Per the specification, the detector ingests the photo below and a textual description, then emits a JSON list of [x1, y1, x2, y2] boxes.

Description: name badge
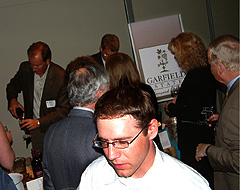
[[46, 100, 56, 108]]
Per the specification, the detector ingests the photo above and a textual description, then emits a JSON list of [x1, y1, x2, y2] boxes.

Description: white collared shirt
[[33, 65, 50, 119], [77, 143, 211, 190]]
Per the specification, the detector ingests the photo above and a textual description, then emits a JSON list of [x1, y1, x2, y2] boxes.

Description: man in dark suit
[[6, 41, 70, 153], [196, 35, 239, 190], [43, 56, 109, 190], [91, 34, 119, 67]]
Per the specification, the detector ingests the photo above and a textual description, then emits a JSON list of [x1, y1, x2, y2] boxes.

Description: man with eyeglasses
[[6, 41, 70, 154], [77, 86, 211, 190], [91, 34, 119, 67]]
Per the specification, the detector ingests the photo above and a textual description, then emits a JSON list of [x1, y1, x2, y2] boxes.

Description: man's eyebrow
[[98, 136, 132, 141]]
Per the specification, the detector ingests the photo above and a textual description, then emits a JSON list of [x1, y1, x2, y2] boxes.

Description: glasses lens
[[93, 141, 103, 148], [114, 141, 129, 149]]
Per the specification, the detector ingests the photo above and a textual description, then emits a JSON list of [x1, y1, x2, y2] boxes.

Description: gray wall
[[0, 0, 238, 157]]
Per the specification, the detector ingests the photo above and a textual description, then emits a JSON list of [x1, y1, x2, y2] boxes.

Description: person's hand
[[6, 130, 13, 144], [165, 102, 170, 112], [9, 99, 24, 119], [208, 114, 219, 127], [195, 143, 211, 162], [172, 95, 177, 104], [20, 119, 39, 131], [165, 100, 175, 113]]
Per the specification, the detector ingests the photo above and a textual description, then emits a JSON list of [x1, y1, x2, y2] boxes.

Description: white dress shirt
[[77, 143, 211, 190]]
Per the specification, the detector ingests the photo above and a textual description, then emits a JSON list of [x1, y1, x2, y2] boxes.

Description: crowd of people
[[1, 32, 239, 190]]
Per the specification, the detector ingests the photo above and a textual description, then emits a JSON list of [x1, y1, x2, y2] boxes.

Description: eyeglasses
[[93, 127, 147, 149], [30, 61, 46, 68]]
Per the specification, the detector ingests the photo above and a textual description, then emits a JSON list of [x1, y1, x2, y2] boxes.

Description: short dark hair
[[27, 41, 52, 61], [94, 86, 155, 129], [67, 56, 109, 107], [101, 34, 119, 52]]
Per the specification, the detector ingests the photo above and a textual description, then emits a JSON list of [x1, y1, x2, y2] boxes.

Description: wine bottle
[[16, 108, 24, 128], [31, 148, 43, 178]]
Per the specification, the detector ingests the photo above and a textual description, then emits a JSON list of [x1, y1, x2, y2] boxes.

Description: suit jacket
[[43, 108, 102, 190], [208, 78, 239, 190], [6, 61, 70, 133], [91, 51, 104, 67]]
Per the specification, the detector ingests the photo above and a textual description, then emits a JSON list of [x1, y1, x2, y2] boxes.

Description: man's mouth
[[112, 163, 126, 170]]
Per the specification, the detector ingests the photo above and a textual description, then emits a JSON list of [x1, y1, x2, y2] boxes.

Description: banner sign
[[139, 44, 186, 102]]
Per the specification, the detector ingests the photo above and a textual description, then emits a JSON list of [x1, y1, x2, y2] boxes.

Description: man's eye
[[118, 141, 128, 145]]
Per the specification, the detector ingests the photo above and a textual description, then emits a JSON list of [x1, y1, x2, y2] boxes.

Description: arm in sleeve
[[207, 107, 239, 174], [6, 63, 25, 107]]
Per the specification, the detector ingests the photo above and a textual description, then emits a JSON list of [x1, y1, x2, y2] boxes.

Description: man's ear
[[100, 45, 103, 53], [46, 58, 51, 65], [147, 119, 159, 140], [217, 61, 225, 74], [96, 88, 105, 98]]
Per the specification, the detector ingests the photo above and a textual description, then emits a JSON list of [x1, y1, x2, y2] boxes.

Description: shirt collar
[[101, 56, 106, 67], [73, 106, 94, 113], [227, 75, 240, 92]]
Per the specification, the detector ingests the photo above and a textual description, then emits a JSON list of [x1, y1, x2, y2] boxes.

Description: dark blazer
[[6, 61, 70, 151], [168, 67, 216, 188], [91, 51, 104, 67], [208, 78, 239, 190], [168, 67, 216, 151], [6, 61, 70, 133], [43, 108, 102, 190]]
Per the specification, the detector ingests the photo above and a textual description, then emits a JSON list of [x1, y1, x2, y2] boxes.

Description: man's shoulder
[[154, 150, 210, 188], [84, 156, 112, 176], [19, 61, 32, 71], [91, 52, 104, 66], [47, 62, 66, 82], [87, 155, 107, 168], [224, 79, 239, 109], [45, 110, 95, 138], [91, 51, 101, 58], [49, 62, 65, 73]]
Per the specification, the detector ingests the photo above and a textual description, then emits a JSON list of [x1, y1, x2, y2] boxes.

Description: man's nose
[[106, 144, 120, 161], [32, 67, 37, 72]]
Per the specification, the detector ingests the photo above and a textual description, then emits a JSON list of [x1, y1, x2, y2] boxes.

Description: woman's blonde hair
[[168, 32, 208, 72]]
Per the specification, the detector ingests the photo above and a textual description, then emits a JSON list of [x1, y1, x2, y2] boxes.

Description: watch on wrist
[[37, 120, 40, 126]]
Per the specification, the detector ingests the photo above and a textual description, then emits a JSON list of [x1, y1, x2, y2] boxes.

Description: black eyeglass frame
[[93, 126, 147, 149]]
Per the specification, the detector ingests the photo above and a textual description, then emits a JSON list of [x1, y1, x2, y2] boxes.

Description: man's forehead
[[97, 115, 140, 139], [97, 115, 138, 129]]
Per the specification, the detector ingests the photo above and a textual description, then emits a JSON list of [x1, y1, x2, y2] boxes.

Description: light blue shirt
[[227, 75, 240, 92]]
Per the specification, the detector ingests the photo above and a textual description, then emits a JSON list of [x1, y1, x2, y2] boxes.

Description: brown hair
[[105, 52, 141, 89], [168, 32, 208, 72], [27, 41, 51, 61], [94, 86, 155, 130], [101, 34, 119, 52]]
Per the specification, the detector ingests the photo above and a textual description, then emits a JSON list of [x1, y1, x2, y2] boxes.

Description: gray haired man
[[43, 56, 109, 190]]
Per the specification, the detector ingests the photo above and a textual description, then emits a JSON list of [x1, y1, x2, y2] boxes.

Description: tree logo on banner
[[156, 48, 169, 73]]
